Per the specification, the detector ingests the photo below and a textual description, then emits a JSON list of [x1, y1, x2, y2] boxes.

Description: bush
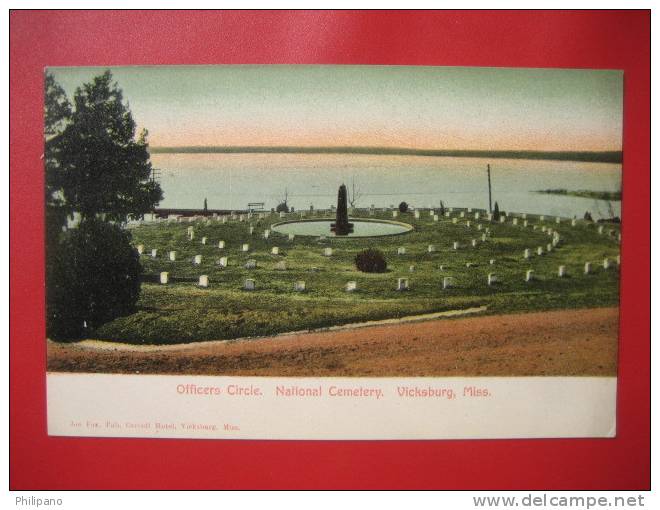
[[398, 201, 409, 213], [584, 211, 594, 221], [439, 201, 445, 216], [276, 202, 289, 213], [354, 248, 387, 273], [493, 201, 500, 221], [46, 219, 142, 341]]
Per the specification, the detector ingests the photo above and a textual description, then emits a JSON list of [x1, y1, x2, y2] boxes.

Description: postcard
[[44, 65, 622, 440]]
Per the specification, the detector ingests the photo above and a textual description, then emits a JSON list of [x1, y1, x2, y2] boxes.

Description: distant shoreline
[[149, 146, 622, 164], [535, 189, 621, 201]]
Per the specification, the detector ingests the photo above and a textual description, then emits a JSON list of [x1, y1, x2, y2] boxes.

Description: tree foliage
[[493, 201, 500, 221], [51, 70, 162, 223], [47, 219, 142, 340], [398, 201, 409, 213]]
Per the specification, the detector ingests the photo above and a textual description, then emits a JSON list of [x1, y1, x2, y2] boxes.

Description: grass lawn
[[94, 208, 621, 344]]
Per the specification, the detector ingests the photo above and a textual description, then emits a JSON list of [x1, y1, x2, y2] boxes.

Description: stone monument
[[330, 184, 354, 235]]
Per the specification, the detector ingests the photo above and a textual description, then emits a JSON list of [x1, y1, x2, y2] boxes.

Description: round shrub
[[354, 248, 387, 273], [398, 201, 409, 213], [46, 219, 142, 341]]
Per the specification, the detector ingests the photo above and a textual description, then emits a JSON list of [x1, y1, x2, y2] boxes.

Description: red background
[[10, 10, 650, 489]]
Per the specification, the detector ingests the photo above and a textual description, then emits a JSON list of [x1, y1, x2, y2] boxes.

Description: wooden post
[[487, 164, 492, 213]]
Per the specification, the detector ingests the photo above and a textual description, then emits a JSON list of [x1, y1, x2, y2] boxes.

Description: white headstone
[[487, 213, 493, 221], [392, 211, 398, 218], [199, 275, 209, 287], [245, 259, 257, 269], [169, 251, 176, 261], [443, 277, 454, 289], [444, 212, 450, 218], [427, 245, 436, 253], [414, 211, 420, 219], [524, 249, 531, 259], [571, 219, 577, 227], [294, 281, 306, 292], [499, 216, 505, 223], [477, 224, 483, 231], [289, 233, 295, 241], [481, 233, 487, 242], [523, 220, 528, 227], [218, 240, 225, 249], [465, 262, 473, 268], [222, 217, 228, 224], [525, 269, 535, 282], [603, 258, 610, 269], [584, 262, 592, 274], [541, 226, 547, 232], [487, 273, 498, 286], [598, 225, 604, 234], [137, 244, 144, 255], [271, 247, 279, 255], [558, 265, 566, 277], [397, 247, 406, 255], [280, 211, 286, 218], [345, 281, 357, 292], [249, 226, 254, 235], [409, 265, 415, 273], [537, 247, 544, 256], [324, 247, 333, 257], [218, 256, 228, 267], [201, 237, 207, 245], [490, 259, 495, 265], [513, 218, 518, 225], [466, 221, 471, 228], [159, 272, 169, 284], [242, 244, 249, 252], [244, 279, 255, 291], [151, 249, 158, 258], [397, 278, 409, 291], [547, 243, 552, 252], [433, 215, 439, 222], [453, 241, 459, 250], [471, 239, 477, 247], [187, 226, 194, 234], [555, 217, 561, 224], [452, 218, 458, 224], [474, 212, 480, 220], [430, 210, 435, 216], [264, 229, 270, 239], [194, 255, 202, 265], [460, 211, 465, 218]]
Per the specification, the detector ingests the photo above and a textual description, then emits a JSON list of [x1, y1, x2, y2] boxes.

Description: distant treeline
[[536, 189, 622, 201], [150, 146, 623, 163]]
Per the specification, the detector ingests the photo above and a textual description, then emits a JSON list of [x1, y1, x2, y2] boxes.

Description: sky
[[48, 65, 623, 152]]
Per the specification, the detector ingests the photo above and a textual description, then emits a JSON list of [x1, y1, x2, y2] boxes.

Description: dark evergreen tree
[[439, 201, 445, 216], [493, 201, 500, 221], [47, 219, 142, 340], [398, 201, 409, 213], [54, 70, 162, 223], [204, 198, 208, 213]]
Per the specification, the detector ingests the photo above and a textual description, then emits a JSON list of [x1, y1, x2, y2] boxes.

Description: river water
[[150, 153, 622, 220]]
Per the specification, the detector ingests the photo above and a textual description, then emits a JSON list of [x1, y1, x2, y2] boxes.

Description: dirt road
[[47, 307, 618, 376]]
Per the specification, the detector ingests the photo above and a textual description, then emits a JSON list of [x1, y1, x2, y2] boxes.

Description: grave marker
[[324, 247, 333, 257], [137, 244, 144, 255], [201, 237, 207, 245], [169, 251, 176, 261], [558, 265, 566, 277], [345, 281, 357, 292], [397, 278, 409, 291], [218, 257, 228, 267], [525, 269, 535, 282], [160, 272, 169, 284], [294, 281, 306, 292], [151, 249, 158, 258], [199, 275, 209, 288], [271, 247, 279, 255], [244, 279, 255, 291], [244, 259, 257, 269], [427, 245, 436, 253], [242, 244, 249, 252], [194, 255, 202, 265], [443, 277, 454, 289], [218, 240, 225, 249], [584, 262, 592, 274], [487, 273, 498, 286], [397, 247, 406, 255]]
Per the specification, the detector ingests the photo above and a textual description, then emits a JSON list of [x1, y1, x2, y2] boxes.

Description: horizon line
[[149, 145, 622, 163]]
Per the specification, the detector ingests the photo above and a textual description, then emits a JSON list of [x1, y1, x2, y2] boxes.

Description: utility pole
[[487, 164, 492, 213]]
